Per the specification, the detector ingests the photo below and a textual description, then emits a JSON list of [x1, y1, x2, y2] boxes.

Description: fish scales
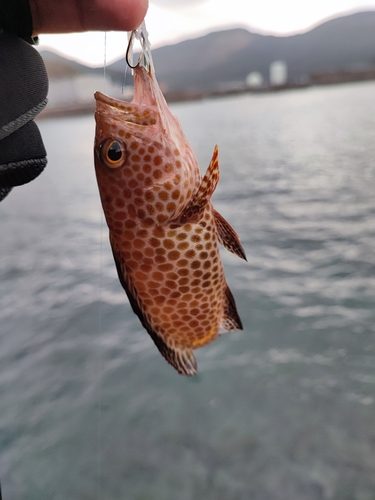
[[94, 60, 246, 376]]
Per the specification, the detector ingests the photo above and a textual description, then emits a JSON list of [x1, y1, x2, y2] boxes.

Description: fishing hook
[[126, 30, 143, 69], [126, 22, 154, 73]]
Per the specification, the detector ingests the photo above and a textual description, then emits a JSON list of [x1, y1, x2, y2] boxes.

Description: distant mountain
[[39, 50, 118, 80], [108, 10, 375, 91], [40, 10, 375, 96]]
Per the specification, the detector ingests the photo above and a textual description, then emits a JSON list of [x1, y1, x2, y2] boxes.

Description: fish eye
[[100, 139, 127, 168]]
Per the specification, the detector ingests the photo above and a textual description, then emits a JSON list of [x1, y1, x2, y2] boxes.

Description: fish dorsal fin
[[110, 239, 197, 376], [171, 145, 219, 226], [213, 209, 247, 261], [221, 284, 243, 331]]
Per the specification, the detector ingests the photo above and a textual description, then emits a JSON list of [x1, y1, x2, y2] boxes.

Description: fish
[[93, 26, 246, 376]]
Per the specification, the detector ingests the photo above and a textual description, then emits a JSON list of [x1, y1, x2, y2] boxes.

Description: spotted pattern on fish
[[94, 66, 246, 376]]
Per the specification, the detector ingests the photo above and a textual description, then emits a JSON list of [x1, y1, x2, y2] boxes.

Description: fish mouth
[[95, 67, 159, 126], [94, 91, 158, 126], [95, 67, 161, 126]]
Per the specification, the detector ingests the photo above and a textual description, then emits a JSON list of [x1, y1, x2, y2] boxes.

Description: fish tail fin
[[221, 284, 243, 332], [167, 346, 198, 377], [152, 333, 198, 376]]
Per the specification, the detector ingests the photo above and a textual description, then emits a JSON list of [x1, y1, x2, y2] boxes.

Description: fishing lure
[[94, 22, 246, 375]]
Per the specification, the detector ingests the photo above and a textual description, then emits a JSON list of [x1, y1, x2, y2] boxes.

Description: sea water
[[1, 81, 375, 499]]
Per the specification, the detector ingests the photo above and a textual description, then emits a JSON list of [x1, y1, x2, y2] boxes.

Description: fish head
[[94, 67, 199, 222]]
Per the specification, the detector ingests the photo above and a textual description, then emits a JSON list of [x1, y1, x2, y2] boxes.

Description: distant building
[[246, 71, 264, 88], [269, 61, 288, 86]]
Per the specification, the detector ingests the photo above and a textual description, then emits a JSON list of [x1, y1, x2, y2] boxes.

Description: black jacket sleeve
[[0, 1, 48, 202], [0, 0, 37, 44]]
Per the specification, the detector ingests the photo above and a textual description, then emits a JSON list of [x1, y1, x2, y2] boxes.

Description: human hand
[[0, 0, 149, 203], [29, 0, 148, 35]]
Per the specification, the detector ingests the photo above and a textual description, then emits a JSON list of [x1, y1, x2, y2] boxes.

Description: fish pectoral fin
[[213, 208, 247, 261], [221, 284, 243, 331], [193, 144, 220, 208], [111, 239, 197, 376], [171, 145, 220, 226]]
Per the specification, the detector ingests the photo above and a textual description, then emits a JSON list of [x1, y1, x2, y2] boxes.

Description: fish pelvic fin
[[171, 145, 219, 226], [221, 284, 243, 331], [213, 208, 247, 261], [110, 240, 197, 376]]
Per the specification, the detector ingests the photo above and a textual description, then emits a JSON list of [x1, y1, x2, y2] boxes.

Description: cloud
[[150, 0, 209, 8]]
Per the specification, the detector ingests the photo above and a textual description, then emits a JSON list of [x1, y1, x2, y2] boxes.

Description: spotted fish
[[94, 44, 246, 376]]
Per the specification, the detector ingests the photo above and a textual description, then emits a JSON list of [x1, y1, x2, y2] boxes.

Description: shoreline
[[37, 74, 375, 119]]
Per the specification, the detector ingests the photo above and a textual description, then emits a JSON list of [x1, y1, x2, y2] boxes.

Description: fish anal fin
[[221, 284, 243, 332], [170, 145, 219, 227], [213, 208, 247, 261], [111, 240, 197, 376]]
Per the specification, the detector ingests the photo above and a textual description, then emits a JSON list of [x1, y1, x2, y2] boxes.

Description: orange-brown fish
[[94, 61, 246, 376]]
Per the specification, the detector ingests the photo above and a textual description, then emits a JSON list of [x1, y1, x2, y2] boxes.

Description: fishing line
[[103, 31, 107, 92], [122, 30, 134, 95], [95, 30, 108, 500], [122, 58, 129, 95], [96, 216, 104, 500], [122, 33, 129, 94]]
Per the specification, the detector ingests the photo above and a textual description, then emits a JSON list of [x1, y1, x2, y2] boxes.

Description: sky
[[37, 0, 375, 67]]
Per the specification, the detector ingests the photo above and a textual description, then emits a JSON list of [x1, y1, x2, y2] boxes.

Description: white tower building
[[269, 61, 288, 86]]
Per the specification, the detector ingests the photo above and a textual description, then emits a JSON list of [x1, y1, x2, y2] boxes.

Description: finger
[[31, 0, 148, 35], [86, 0, 149, 31]]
